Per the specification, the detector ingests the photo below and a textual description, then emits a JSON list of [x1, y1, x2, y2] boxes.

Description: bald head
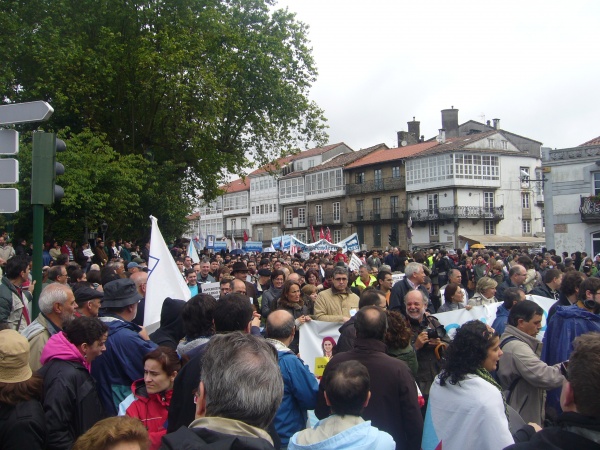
[[266, 310, 295, 341], [130, 271, 148, 297], [231, 278, 247, 295]]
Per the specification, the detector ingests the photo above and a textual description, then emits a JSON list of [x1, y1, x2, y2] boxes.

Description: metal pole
[[32, 204, 44, 319]]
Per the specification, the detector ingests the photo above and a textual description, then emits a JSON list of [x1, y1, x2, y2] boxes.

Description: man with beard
[[404, 289, 450, 405], [21, 283, 77, 371]]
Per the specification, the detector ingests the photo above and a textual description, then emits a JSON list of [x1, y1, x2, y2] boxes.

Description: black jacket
[[315, 338, 423, 450], [0, 399, 46, 450], [335, 316, 357, 354], [38, 359, 105, 450], [504, 412, 600, 450], [149, 298, 186, 349], [162, 425, 275, 449]]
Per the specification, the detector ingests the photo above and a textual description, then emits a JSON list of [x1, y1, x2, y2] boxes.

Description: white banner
[[348, 253, 363, 272], [145, 216, 192, 326], [434, 295, 556, 340], [298, 320, 341, 375], [200, 281, 220, 300], [298, 295, 556, 375]]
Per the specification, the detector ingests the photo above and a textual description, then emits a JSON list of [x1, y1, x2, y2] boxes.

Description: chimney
[[438, 129, 446, 144], [441, 107, 459, 138], [493, 118, 500, 130], [407, 116, 420, 141]]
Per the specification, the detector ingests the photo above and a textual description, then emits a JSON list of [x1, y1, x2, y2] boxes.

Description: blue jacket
[[492, 304, 510, 337], [274, 349, 319, 446], [91, 315, 157, 416], [289, 417, 395, 450], [542, 305, 600, 419]]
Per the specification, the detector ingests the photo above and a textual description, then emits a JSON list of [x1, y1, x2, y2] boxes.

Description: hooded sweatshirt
[[40, 330, 90, 370], [38, 331, 104, 450], [149, 298, 186, 349], [126, 379, 172, 450]]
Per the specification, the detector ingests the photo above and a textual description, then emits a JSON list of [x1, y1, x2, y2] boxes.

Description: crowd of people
[[0, 234, 599, 449]]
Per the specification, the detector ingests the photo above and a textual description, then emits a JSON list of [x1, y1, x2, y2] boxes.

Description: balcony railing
[[580, 197, 600, 222], [223, 228, 250, 238], [346, 208, 405, 223], [307, 213, 341, 227], [409, 206, 504, 222], [346, 176, 405, 195]]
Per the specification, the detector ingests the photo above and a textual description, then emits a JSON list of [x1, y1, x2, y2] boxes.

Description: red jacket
[[126, 379, 172, 450]]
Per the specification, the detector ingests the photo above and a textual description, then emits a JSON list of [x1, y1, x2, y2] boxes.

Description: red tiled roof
[[186, 212, 200, 220], [219, 178, 249, 193], [345, 141, 438, 169], [248, 143, 349, 176], [579, 136, 600, 147], [301, 143, 386, 175]]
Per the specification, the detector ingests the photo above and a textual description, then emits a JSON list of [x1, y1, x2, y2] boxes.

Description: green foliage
[[0, 0, 327, 239]]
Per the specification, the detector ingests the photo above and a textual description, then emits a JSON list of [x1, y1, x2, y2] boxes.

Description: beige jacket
[[314, 288, 359, 323]]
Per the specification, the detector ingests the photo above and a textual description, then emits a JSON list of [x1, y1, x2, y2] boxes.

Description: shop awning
[[459, 234, 545, 247]]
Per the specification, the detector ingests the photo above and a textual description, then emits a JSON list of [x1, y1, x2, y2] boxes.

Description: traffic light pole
[[31, 204, 44, 317]]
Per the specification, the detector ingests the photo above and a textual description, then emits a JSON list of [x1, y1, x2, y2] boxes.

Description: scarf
[[475, 367, 509, 421]]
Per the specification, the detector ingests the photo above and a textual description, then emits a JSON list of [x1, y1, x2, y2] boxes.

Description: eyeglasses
[[560, 361, 569, 380]]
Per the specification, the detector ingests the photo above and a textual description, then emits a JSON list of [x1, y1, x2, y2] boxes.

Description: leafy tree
[[0, 0, 327, 239]]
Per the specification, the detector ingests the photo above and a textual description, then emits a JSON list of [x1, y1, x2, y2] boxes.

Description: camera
[[426, 328, 439, 340]]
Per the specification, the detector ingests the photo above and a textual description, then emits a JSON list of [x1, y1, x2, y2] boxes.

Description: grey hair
[[405, 262, 424, 279], [358, 264, 369, 271], [333, 266, 348, 278], [39, 284, 72, 314], [201, 332, 283, 429]]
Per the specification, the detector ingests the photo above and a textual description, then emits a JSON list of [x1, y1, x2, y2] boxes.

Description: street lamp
[[101, 221, 108, 241]]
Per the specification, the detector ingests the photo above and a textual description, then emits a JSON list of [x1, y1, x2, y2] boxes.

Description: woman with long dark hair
[[0, 329, 46, 450], [276, 280, 311, 353], [422, 320, 514, 449]]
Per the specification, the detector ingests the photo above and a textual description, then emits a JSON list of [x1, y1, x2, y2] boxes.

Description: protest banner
[[200, 282, 220, 300]]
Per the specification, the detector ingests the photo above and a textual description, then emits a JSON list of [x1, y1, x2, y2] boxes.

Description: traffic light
[[31, 132, 65, 205], [388, 228, 397, 246]]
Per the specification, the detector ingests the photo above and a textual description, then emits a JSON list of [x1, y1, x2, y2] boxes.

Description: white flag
[[349, 252, 363, 272], [145, 216, 192, 327], [187, 240, 200, 264]]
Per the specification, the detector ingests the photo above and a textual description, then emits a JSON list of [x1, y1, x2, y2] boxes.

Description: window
[[272, 227, 279, 238], [285, 208, 293, 226], [309, 160, 314, 168], [260, 205, 264, 214], [306, 169, 343, 195], [356, 200, 364, 220], [520, 167, 530, 188], [428, 193, 439, 214], [230, 219, 236, 231], [296, 161, 303, 171], [594, 173, 600, 195], [297, 232, 307, 242], [298, 207, 306, 226], [279, 178, 304, 199], [392, 166, 400, 178], [488, 139, 495, 149], [429, 222, 439, 236], [333, 202, 340, 223], [315, 205, 322, 224], [483, 192, 494, 212], [374, 169, 383, 189], [333, 230, 341, 243], [522, 192, 530, 209], [372, 198, 381, 214], [256, 228, 263, 241], [374, 225, 381, 247], [355, 172, 365, 184], [484, 220, 495, 235], [390, 196, 399, 215], [406, 153, 499, 185], [522, 220, 531, 234], [501, 140, 508, 150]]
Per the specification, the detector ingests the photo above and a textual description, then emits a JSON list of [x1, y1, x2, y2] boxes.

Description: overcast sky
[[275, 0, 599, 151]]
